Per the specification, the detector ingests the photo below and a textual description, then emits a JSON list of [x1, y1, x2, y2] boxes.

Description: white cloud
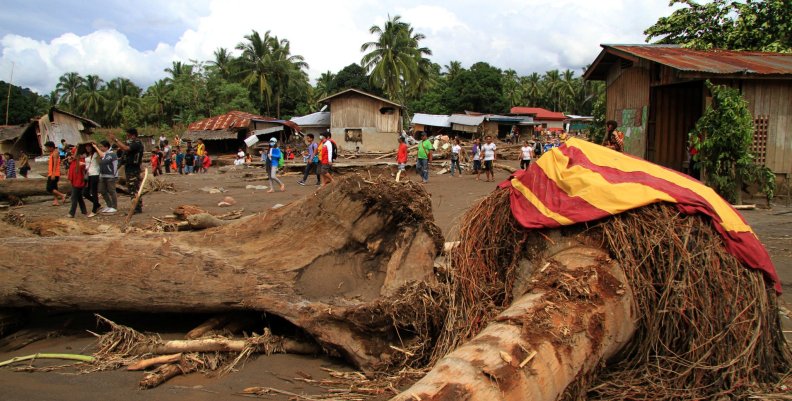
[[0, 0, 677, 95]]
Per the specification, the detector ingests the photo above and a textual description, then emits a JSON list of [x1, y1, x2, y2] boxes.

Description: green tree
[[360, 15, 432, 103], [443, 61, 463, 81], [236, 30, 277, 115], [208, 47, 236, 80], [519, 73, 542, 107], [268, 36, 308, 118], [502, 69, 522, 109], [689, 81, 754, 203], [0, 81, 48, 124], [443, 62, 505, 113], [646, 0, 792, 51], [55, 72, 85, 111], [78, 74, 105, 119], [330, 63, 381, 95]]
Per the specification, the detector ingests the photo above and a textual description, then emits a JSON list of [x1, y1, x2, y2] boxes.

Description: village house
[[0, 107, 99, 156], [584, 44, 792, 178], [411, 113, 450, 136], [290, 111, 330, 137], [318, 89, 402, 152], [509, 107, 567, 133], [184, 110, 299, 154]]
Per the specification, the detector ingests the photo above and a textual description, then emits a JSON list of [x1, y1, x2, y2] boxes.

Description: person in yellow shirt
[[195, 138, 206, 173]]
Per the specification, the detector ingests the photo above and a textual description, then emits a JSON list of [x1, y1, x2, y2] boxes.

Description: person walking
[[298, 134, 320, 186], [472, 138, 482, 180], [4, 153, 16, 179], [396, 136, 408, 174], [83, 144, 102, 213], [93, 141, 118, 214], [319, 132, 335, 188], [416, 132, 433, 183], [267, 138, 285, 192], [520, 140, 534, 170], [66, 150, 91, 218], [108, 128, 145, 214], [44, 141, 67, 205], [450, 138, 462, 177], [481, 135, 497, 182]]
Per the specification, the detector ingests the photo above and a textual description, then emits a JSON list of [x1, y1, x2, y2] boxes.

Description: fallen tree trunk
[[127, 354, 182, 371], [392, 240, 635, 401], [134, 337, 320, 355], [0, 176, 444, 372], [0, 178, 72, 200]]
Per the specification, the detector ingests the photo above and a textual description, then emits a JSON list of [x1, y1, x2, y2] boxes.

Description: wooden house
[[411, 113, 450, 136], [319, 89, 402, 152], [0, 108, 99, 156], [184, 110, 299, 154], [585, 44, 792, 177], [510, 107, 567, 131], [290, 111, 330, 136]]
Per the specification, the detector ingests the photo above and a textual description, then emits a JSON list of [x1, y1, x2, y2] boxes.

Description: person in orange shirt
[[602, 120, 625, 152], [44, 141, 67, 205]]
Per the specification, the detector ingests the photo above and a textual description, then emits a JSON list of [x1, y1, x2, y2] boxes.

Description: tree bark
[[392, 240, 636, 401], [0, 178, 72, 200], [0, 176, 443, 372]]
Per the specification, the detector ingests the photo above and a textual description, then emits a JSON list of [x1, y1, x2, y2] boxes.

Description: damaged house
[[319, 89, 402, 152], [0, 108, 99, 156], [184, 111, 300, 154]]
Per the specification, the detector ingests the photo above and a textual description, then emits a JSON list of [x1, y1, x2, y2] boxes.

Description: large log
[[392, 238, 636, 401], [0, 178, 72, 200], [0, 176, 444, 372]]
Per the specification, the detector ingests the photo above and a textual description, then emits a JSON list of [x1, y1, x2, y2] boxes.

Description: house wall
[[534, 120, 565, 130], [605, 63, 651, 157], [329, 94, 401, 152], [647, 82, 704, 170], [38, 112, 91, 151], [739, 80, 792, 175]]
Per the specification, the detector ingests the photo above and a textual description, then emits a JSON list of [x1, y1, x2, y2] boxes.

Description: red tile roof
[[187, 111, 299, 132], [510, 107, 567, 121]]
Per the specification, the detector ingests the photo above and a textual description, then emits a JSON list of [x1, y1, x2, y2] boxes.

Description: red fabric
[[500, 140, 780, 293], [203, 155, 211, 168], [67, 158, 86, 188], [397, 143, 408, 163]]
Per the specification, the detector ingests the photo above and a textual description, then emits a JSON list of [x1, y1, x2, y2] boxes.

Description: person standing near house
[[175, 146, 184, 174], [163, 140, 172, 173], [472, 138, 482, 180], [83, 144, 101, 214], [450, 138, 462, 177], [415, 132, 433, 183], [44, 141, 67, 205], [202, 152, 212, 173], [396, 136, 409, 175], [298, 134, 320, 186], [319, 132, 335, 188], [93, 141, 118, 214], [481, 135, 497, 182], [602, 120, 625, 152], [195, 138, 206, 173], [520, 140, 534, 170], [108, 128, 145, 214], [66, 150, 91, 218], [151, 147, 161, 177], [4, 153, 16, 179], [184, 149, 195, 174], [158, 134, 167, 149], [18, 153, 30, 178]]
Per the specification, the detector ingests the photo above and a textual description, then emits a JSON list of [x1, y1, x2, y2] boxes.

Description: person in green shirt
[[416, 132, 433, 183]]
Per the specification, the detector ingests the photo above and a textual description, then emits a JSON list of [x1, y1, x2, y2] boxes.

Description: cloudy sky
[[0, 0, 677, 95]]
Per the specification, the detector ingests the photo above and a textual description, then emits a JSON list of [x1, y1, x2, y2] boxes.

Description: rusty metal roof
[[510, 107, 567, 120], [586, 44, 792, 80], [187, 110, 299, 132]]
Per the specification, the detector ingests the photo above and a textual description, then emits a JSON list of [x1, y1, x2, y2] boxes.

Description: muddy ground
[[1, 157, 791, 401]]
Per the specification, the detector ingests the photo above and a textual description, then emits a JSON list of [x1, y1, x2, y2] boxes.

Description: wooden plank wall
[[329, 95, 400, 134], [740, 81, 792, 175], [606, 65, 650, 156], [649, 82, 703, 170]]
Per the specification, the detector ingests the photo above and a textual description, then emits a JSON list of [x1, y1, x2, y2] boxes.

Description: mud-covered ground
[[1, 157, 791, 401]]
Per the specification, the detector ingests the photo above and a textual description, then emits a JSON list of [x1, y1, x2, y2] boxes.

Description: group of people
[[402, 132, 501, 183], [293, 132, 337, 189], [0, 152, 30, 180]]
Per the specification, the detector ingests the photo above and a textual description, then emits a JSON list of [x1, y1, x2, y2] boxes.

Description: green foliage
[[0, 80, 48, 124], [646, 0, 792, 51], [442, 62, 505, 114], [689, 81, 755, 203], [331, 63, 383, 96], [590, 90, 606, 143]]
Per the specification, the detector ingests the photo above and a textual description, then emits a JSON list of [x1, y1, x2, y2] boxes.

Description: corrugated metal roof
[[448, 114, 485, 126], [412, 113, 451, 127], [604, 44, 792, 75], [188, 111, 268, 131], [290, 112, 330, 127], [182, 129, 237, 141], [485, 114, 526, 123], [510, 107, 567, 120]]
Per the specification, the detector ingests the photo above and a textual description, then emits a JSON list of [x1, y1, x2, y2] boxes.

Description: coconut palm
[[103, 77, 142, 127], [361, 15, 430, 103], [443, 61, 463, 80], [269, 36, 308, 118], [55, 72, 85, 111], [209, 47, 236, 80], [164, 61, 194, 83], [236, 30, 277, 114], [520, 73, 542, 106], [79, 74, 105, 118], [542, 69, 562, 111], [502, 69, 522, 108], [314, 71, 336, 102]]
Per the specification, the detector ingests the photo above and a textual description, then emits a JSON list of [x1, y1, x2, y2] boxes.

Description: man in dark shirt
[[108, 128, 145, 213]]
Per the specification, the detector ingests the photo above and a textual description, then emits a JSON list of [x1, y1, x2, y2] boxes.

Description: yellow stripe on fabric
[[510, 178, 575, 226], [565, 138, 752, 233], [535, 148, 679, 215]]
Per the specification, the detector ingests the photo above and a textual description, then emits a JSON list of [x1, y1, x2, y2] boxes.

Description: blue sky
[[0, 0, 676, 94]]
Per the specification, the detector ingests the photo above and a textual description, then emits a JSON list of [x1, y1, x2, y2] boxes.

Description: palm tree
[[209, 47, 235, 80], [79, 74, 105, 118], [360, 15, 430, 103], [55, 72, 85, 111], [236, 30, 277, 115], [443, 61, 463, 80], [164, 61, 194, 82], [559, 69, 578, 112], [543, 69, 562, 111], [144, 80, 170, 125], [269, 36, 308, 118], [519, 73, 542, 106], [502, 69, 521, 108], [103, 77, 142, 126], [314, 71, 336, 102]]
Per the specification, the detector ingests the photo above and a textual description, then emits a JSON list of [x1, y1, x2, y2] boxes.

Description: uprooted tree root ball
[[433, 188, 791, 400]]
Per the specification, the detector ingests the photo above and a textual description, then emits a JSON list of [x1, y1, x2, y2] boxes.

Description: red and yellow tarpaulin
[[499, 138, 780, 292]]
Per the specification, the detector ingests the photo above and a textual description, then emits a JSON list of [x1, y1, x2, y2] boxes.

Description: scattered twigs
[[186, 315, 231, 339], [127, 353, 182, 371]]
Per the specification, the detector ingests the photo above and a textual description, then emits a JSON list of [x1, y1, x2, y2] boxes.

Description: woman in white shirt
[[520, 140, 534, 170], [450, 138, 463, 177], [83, 144, 102, 214]]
